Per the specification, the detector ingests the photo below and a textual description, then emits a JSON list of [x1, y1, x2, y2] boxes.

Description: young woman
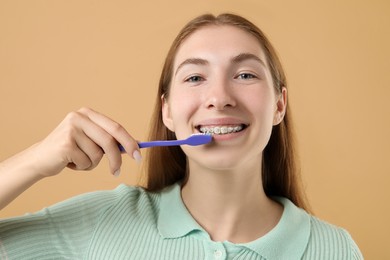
[[0, 13, 362, 259]]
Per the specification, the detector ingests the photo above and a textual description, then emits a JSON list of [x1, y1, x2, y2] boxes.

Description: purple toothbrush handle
[[118, 140, 185, 152], [138, 140, 185, 148], [117, 134, 211, 152]]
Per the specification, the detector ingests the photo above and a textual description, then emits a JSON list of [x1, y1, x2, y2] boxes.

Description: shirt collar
[[158, 183, 207, 239], [241, 197, 311, 259], [158, 183, 311, 259]]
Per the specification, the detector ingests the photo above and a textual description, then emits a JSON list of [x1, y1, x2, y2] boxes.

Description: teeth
[[199, 125, 244, 135]]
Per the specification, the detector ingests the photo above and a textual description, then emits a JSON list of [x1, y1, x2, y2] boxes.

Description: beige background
[[0, 0, 389, 258]]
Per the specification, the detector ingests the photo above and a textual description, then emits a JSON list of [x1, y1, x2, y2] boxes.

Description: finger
[[71, 109, 123, 174], [66, 144, 92, 171], [74, 132, 104, 171], [78, 107, 140, 158]]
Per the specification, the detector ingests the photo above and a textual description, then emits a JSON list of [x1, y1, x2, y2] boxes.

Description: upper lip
[[195, 117, 249, 128]]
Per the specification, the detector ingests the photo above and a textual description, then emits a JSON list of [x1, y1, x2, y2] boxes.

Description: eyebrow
[[231, 53, 266, 67], [174, 52, 266, 76], [175, 58, 209, 76]]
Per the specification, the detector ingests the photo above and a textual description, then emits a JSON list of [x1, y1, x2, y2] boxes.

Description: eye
[[185, 75, 205, 83], [236, 73, 257, 80]]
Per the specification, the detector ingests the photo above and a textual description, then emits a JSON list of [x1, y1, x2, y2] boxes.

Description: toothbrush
[[119, 134, 212, 152]]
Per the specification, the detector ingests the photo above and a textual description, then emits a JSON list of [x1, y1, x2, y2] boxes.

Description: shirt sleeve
[[0, 187, 121, 259]]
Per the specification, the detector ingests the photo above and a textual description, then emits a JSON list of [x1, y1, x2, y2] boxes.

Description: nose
[[204, 80, 236, 110]]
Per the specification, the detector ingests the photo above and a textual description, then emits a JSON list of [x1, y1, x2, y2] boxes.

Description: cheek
[[168, 90, 201, 127], [245, 90, 275, 115], [244, 92, 277, 136]]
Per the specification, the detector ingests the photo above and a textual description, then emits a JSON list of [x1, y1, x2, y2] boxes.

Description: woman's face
[[162, 25, 286, 171]]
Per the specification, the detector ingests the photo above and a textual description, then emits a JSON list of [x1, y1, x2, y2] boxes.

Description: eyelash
[[183, 72, 258, 84], [184, 75, 204, 83], [235, 73, 258, 80]]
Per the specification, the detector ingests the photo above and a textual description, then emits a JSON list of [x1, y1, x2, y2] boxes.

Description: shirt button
[[214, 250, 223, 259]]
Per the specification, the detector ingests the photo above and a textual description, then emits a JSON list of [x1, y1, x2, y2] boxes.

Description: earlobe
[[273, 87, 287, 125], [161, 94, 175, 131]]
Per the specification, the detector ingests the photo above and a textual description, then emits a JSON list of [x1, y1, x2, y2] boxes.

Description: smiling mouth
[[196, 124, 248, 135]]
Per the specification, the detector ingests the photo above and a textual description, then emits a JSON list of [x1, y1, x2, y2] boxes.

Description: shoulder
[[0, 185, 163, 259], [0, 184, 161, 229], [102, 184, 161, 216], [42, 184, 158, 216], [65, 184, 161, 221], [107, 184, 159, 203], [304, 215, 363, 259], [275, 197, 363, 259]]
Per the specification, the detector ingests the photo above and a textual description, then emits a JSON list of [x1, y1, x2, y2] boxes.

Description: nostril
[[203, 85, 237, 110], [206, 99, 236, 110]]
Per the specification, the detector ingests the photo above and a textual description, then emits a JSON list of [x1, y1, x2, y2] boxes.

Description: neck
[[181, 158, 283, 243]]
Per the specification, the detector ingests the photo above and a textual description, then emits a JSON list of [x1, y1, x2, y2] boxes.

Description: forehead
[[174, 25, 266, 66]]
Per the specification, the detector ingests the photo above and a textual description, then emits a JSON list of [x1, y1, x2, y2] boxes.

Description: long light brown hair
[[142, 13, 310, 211]]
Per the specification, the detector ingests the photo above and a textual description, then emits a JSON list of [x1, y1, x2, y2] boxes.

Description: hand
[[32, 107, 140, 177]]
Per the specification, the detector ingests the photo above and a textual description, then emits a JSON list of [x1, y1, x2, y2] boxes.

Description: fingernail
[[114, 169, 121, 177], [132, 150, 142, 163]]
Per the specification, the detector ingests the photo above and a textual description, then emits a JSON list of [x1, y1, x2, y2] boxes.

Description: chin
[[188, 150, 258, 172]]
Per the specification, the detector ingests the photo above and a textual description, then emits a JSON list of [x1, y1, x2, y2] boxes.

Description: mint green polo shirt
[[0, 183, 363, 259], [159, 184, 311, 259]]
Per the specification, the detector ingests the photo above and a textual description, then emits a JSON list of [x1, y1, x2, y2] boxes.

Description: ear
[[273, 87, 287, 125], [161, 94, 175, 131]]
